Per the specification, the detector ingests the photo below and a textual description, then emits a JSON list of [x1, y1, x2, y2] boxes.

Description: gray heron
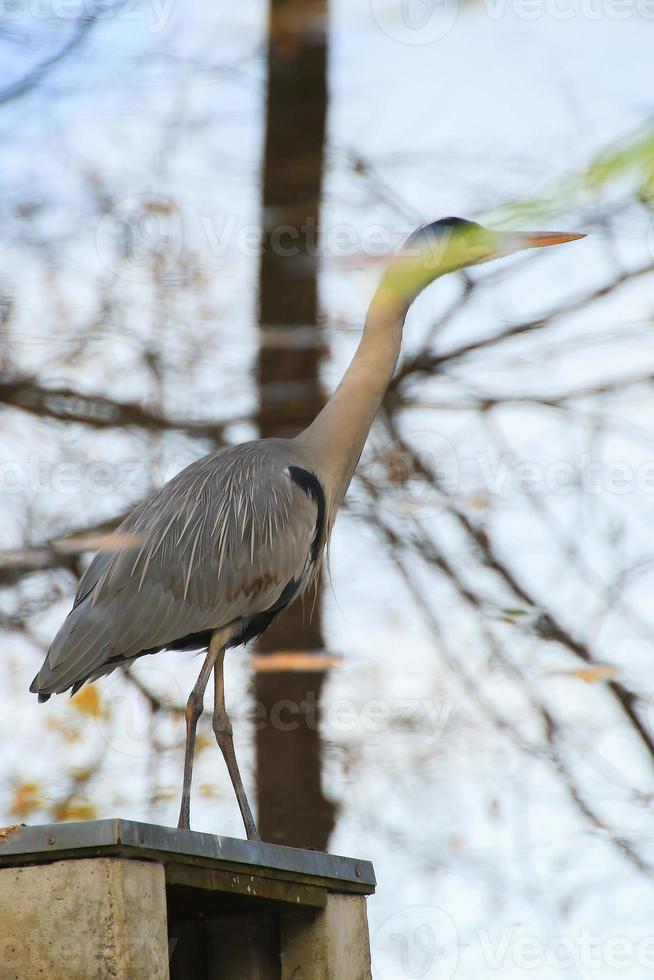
[[30, 218, 584, 840]]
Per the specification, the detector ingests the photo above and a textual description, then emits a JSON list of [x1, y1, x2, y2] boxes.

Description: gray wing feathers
[[33, 442, 317, 697]]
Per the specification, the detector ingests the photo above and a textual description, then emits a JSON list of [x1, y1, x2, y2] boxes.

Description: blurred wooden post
[[0, 819, 375, 979], [255, 0, 336, 849]]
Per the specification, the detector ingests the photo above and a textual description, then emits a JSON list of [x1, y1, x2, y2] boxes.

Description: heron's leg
[[212, 650, 261, 842], [177, 634, 222, 831]]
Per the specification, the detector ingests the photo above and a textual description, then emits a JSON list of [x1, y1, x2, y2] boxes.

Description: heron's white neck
[[293, 281, 409, 518]]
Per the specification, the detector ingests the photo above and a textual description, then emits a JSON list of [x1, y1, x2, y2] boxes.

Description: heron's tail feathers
[[29, 596, 114, 701]]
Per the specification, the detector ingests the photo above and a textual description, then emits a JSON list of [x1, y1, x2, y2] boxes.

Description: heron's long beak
[[516, 230, 587, 249], [489, 228, 586, 262]]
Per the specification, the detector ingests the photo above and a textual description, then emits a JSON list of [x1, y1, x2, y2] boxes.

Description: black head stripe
[[404, 217, 483, 252]]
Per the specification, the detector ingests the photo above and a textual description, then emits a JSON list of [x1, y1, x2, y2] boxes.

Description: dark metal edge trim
[[0, 819, 376, 893]]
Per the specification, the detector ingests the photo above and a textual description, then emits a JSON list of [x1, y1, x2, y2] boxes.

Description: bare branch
[[0, 13, 101, 107], [0, 374, 238, 440], [391, 261, 654, 389]]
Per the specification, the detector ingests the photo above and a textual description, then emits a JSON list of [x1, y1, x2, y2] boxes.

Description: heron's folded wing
[[33, 444, 319, 696]]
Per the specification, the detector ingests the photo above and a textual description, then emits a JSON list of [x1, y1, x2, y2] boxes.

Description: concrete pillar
[[0, 858, 168, 980], [0, 819, 375, 979], [281, 893, 372, 980]]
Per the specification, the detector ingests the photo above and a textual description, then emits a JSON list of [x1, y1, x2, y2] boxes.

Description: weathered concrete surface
[[0, 857, 168, 979], [0, 823, 375, 978], [281, 893, 372, 979]]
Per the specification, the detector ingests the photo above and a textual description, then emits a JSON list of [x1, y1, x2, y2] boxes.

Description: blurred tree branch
[[0, 10, 106, 106], [0, 374, 237, 440]]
